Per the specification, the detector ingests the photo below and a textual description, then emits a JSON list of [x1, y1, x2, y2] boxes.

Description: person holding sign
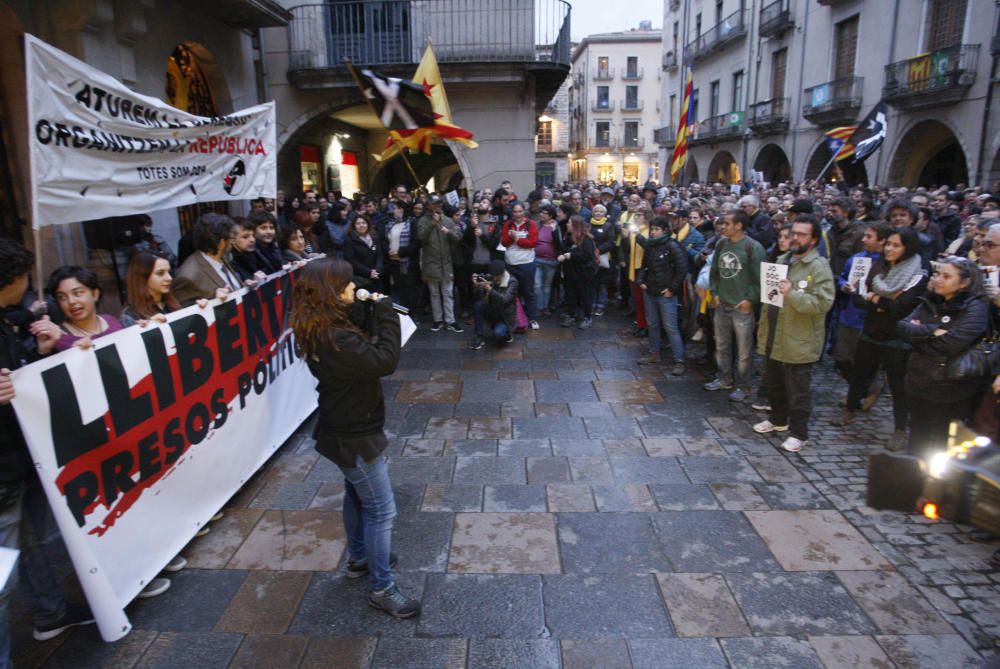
[[837, 228, 927, 452], [291, 258, 420, 619], [753, 215, 835, 453]]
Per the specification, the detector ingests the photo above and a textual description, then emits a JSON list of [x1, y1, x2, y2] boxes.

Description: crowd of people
[[1, 174, 1000, 646]]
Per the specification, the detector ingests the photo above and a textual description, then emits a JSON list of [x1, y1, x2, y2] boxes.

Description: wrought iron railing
[[654, 125, 676, 146], [622, 67, 644, 80], [622, 137, 645, 150], [594, 67, 614, 80], [685, 9, 747, 62], [662, 51, 677, 71], [592, 101, 616, 112], [802, 76, 863, 116], [594, 138, 617, 150], [759, 0, 792, 37], [622, 99, 644, 111], [287, 0, 571, 70], [692, 111, 744, 142], [749, 97, 789, 124], [883, 44, 980, 99]]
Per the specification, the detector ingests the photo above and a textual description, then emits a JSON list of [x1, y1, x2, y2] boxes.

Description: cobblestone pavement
[[13, 310, 999, 668]]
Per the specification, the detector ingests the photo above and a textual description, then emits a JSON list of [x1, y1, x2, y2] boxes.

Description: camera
[[473, 273, 490, 284]]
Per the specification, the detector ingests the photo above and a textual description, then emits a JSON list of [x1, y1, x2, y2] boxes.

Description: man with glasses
[[753, 215, 835, 453]]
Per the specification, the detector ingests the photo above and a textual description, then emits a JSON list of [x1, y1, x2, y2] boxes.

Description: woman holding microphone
[[290, 258, 420, 619]]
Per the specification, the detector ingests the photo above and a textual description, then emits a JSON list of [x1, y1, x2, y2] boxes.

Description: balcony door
[[771, 48, 787, 99], [834, 15, 859, 79], [328, 0, 411, 65], [927, 0, 967, 51]]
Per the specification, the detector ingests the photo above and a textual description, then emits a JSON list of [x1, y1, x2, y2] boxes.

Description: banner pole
[[815, 151, 840, 183], [343, 60, 424, 190], [32, 228, 43, 299]]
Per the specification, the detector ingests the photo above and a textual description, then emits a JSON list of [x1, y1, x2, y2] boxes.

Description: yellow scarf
[[627, 220, 650, 281]]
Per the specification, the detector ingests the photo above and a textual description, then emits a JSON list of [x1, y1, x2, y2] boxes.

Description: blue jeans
[[534, 259, 558, 312], [713, 304, 755, 389], [339, 454, 397, 591], [643, 292, 685, 361], [473, 300, 510, 341], [594, 266, 612, 309], [506, 261, 537, 320]]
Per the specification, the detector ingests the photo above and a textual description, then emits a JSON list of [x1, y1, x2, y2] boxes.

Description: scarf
[[590, 216, 607, 227], [389, 219, 411, 250], [870, 253, 924, 297]]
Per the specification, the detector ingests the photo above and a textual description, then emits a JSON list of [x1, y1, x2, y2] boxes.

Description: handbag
[[944, 338, 1000, 381]]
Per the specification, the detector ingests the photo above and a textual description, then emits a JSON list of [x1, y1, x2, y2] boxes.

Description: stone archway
[[707, 151, 739, 184], [753, 143, 792, 184], [803, 137, 868, 186], [684, 155, 699, 184], [887, 119, 969, 187]]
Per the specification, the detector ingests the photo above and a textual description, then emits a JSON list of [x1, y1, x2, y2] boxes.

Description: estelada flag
[[846, 101, 888, 164], [824, 125, 857, 161], [670, 68, 694, 183], [377, 44, 478, 160]]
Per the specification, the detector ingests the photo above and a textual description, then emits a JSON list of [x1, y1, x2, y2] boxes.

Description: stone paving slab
[[656, 573, 751, 638], [543, 575, 674, 638], [746, 509, 893, 571], [651, 511, 783, 572], [416, 574, 545, 638], [559, 639, 631, 669], [448, 513, 561, 574], [719, 636, 825, 669], [807, 635, 895, 669], [629, 638, 729, 669]]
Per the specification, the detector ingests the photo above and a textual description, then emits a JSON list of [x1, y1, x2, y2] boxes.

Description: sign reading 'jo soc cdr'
[[24, 33, 276, 227]]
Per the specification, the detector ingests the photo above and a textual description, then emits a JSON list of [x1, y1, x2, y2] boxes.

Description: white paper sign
[[848, 256, 873, 298], [0, 548, 18, 591], [444, 190, 460, 207], [761, 262, 788, 308], [25, 34, 276, 227], [399, 314, 417, 346], [983, 265, 999, 289]]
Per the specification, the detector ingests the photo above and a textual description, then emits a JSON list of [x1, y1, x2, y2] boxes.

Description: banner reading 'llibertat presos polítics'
[[24, 33, 276, 227], [10, 270, 317, 641]]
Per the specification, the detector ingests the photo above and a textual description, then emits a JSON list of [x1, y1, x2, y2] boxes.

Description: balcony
[[286, 0, 571, 111], [759, 0, 792, 39], [622, 67, 644, 81], [593, 139, 618, 151], [622, 137, 645, 150], [748, 97, 790, 135], [594, 67, 614, 80], [685, 9, 747, 63], [802, 76, 863, 126], [883, 44, 980, 111], [662, 51, 678, 71], [622, 100, 644, 112], [654, 125, 676, 148], [592, 101, 616, 112], [690, 111, 744, 145]]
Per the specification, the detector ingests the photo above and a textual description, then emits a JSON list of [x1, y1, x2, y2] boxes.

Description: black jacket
[[827, 220, 865, 278], [588, 219, 619, 259], [562, 236, 598, 280], [344, 232, 384, 282], [747, 209, 774, 248], [935, 211, 963, 246], [0, 307, 40, 484], [230, 249, 260, 282], [897, 291, 989, 402], [635, 236, 688, 297], [853, 273, 927, 342], [475, 273, 519, 329], [307, 300, 400, 466], [254, 241, 285, 274]]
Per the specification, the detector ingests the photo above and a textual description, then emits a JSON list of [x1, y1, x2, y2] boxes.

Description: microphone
[[355, 288, 410, 315]]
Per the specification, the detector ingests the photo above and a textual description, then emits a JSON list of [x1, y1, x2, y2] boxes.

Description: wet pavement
[[13, 310, 997, 668]]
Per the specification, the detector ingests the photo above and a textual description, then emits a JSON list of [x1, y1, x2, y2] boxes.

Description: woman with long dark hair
[[121, 252, 182, 327], [837, 228, 927, 451], [557, 215, 598, 329], [290, 258, 420, 619], [343, 213, 383, 291]]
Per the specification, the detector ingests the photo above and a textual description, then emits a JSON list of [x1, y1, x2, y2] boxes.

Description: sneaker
[[447, 322, 464, 333], [887, 429, 907, 452], [163, 555, 187, 572], [670, 362, 686, 376], [561, 316, 575, 328], [638, 352, 661, 366], [210, 510, 224, 522], [832, 409, 856, 427], [751, 401, 771, 412], [137, 577, 171, 599], [781, 436, 807, 453], [691, 328, 704, 342], [368, 583, 421, 619], [577, 318, 593, 330], [33, 602, 95, 641], [529, 320, 540, 330], [471, 336, 485, 350], [753, 419, 789, 434], [504, 334, 515, 344], [430, 321, 444, 332], [195, 526, 211, 537], [703, 379, 734, 391], [593, 307, 604, 317], [632, 328, 648, 338], [346, 553, 399, 579], [728, 388, 748, 402]]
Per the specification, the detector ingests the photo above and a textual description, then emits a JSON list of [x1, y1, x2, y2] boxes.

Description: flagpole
[[343, 60, 424, 190], [815, 151, 841, 183]]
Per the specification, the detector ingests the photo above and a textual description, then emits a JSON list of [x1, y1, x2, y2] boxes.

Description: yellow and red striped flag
[[824, 125, 857, 161], [670, 69, 694, 183]]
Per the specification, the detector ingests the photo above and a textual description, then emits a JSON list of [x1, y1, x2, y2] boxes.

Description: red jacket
[[501, 218, 539, 248]]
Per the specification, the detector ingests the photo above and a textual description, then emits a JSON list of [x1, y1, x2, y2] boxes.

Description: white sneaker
[[781, 436, 807, 453], [529, 320, 540, 330], [691, 328, 704, 342], [753, 419, 788, 434], [164, 555, 187, 572], [137, 577, 171, 599]]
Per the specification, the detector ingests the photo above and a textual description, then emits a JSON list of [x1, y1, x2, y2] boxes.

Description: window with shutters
[[625, 85, 639, 109], [537, 121, 553, 149], [624, 121, 640, 148], [732, 71, 744, 111], [715, 0, 724, 25], [834, 15, 859, 79], [695, 13, 702, 36], [596, 121, 610, 147], [626, 57, 639, 78], [771, 48, 787, 98], [597, 86, 610, 108], [597, 56, 609, 77], [710, 80, 720, 118], [927, 0, 967, 51]]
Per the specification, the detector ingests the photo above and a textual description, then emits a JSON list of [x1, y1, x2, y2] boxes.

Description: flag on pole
[[670, 69, 694, 183], [846, 101, 888, 164], [354, 66, 439, 132], [823, 126, 857, 161], [369, 44, 478, 161]]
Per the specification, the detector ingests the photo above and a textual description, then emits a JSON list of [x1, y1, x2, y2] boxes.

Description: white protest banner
[[25, 34, 276, 227], [761, 262, 788, 308], [11, 268, 316, 641], [848, 256, 873, 298]]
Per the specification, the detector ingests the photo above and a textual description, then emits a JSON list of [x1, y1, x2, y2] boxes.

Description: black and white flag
[[847, 101, 888, 164], [355, 66, 437, 131]]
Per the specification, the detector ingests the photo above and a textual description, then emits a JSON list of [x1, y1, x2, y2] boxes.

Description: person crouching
[[471, 259, 519, 349]]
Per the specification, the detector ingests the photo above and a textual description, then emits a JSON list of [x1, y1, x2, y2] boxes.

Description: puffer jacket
[[476, 271, 519, 330], [756, 248, 835, 364], [897, 291, 990, 402], [635, 235, 688, 297]]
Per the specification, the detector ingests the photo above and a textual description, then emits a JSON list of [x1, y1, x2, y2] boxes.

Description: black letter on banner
[[170, 315, 214, 395], [100, 451, 136, 506], [210, 387, 229, 429], [141, 327, 175, 410], [95, 345, 153, 436], [41, 364, 108, 468], [163, 418, 186, 465], [241, 288, 268, 356], [137, 432, 162, 482], [213, 299, 243, 372], [258, 279, 281, 341], [63, 472, 99, 527]]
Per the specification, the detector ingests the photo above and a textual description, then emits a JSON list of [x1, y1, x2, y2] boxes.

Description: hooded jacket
[[756, 248, 835, 364]]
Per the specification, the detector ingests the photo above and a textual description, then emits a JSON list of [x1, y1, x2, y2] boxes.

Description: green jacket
[[417, 213, 461, 282], [756, 248, 835, 364]]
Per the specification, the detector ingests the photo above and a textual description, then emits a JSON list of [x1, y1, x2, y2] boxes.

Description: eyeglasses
[[980, 241, 1000, 249]]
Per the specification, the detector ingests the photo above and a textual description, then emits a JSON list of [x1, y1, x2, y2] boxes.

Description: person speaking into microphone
[[290, 258, 421, 619]]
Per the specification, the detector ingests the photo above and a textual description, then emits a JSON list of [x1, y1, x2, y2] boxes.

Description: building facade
[[658, 0, 1000, 188], [569, 27, 664, 185], [535, 65, 572, 187]]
